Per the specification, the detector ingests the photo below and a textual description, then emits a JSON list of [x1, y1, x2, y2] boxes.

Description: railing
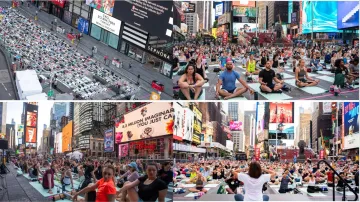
[[317, 160, 358, 201]]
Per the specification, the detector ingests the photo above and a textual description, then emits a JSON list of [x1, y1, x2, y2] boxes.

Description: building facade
[[185, 13, 200, 34]]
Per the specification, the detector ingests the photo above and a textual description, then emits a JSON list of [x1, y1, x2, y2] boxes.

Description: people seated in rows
[[225, 174, 242, 194], [216, 61, 254, 100], [178, 64, 205, 100], [188, 173, 208, 193], [295, 59, 320, 87], [278, 172, 293, 194], [259, 61, 284, 93], [349, 59, 359, 80], [195, 56, 207, 81], [334, 59, 356, 88], [310, 54, 326, 72], [40, 161, 55, 194], [61, 161, 74, 190], [245, 54, 259, 76], [158, 162, 174, 186]]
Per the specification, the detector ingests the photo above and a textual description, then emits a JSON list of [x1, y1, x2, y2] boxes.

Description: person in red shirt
[[73, 165, 117, 202]]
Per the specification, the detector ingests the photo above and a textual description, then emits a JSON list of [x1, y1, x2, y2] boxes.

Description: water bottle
[[57, 186, 60, 193], [329, 85, 334, 94], [194, 192, 199, 200]]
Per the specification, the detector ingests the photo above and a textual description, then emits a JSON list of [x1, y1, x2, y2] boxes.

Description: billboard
[[118, 143, 129, 158], [291, 12, 297, 24], [192, 133, 200, 144], [86, 0, 115, 16], [181, 2, 195, 13], [215, 3, 224, 17], [113, 1, 173, 40], [173, 102, 184, 141], [51, 0, 65, 8], [288, 1, 293, 23], [26, 112, 37, 127], [25, 127, 37, 143], [104, 128, 114, 152], [269, 102, 294, 123], [269, 123, 295, 140], [115, 103, 173, 143], [192, 105, 202, 122], [183, 108, 194, 141], [226, 140, 234, 151], [193, 118, 202, 135], [212, 28, 217, 38], [62, 121, 73, 153], [233, 7, 257, 17], [256, 102, 265, 136], [77, 17, 89, 35], [343, 102, 359, 150], [229, 121, 242, 131], [337, 1, 359, 29], [232, 1, 256, 7], [323, 102, 333, 113], [92, 8, 121, 36], [233, 23, 257, 35], [301, 1, 339, 34], [17, 125, 24, 133]]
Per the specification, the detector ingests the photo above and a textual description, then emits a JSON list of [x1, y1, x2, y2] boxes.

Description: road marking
[[1, 83, 7, 91], [8, 93, 11, 97]]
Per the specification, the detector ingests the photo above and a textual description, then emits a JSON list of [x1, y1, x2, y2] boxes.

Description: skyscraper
[[0, 102, 7, 134], [228, 102, 239, 121]]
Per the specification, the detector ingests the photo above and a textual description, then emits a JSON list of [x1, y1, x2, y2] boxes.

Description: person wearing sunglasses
[[72, 165, 117, 202], [120, 163, 168, 202]]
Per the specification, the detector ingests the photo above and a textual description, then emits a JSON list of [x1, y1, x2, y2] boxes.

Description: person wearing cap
[[158, 162, 173, 185], [116, 162, 140, 202]]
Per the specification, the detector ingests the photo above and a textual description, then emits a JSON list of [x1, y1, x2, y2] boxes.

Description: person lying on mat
[[188, 172, 208, 193], [178, 64, 205, 100], [259, 61, 284, 93], [216, 61, 254, 100], [245, 54, 260, 76], [295, 59, 320, 87]]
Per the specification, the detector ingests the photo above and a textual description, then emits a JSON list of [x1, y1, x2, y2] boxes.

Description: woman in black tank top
[[195, 56, 207, 80], [188, 173, 208, 193]]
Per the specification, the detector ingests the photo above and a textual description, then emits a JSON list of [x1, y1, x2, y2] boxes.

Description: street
[[0, 51, 16, 100]]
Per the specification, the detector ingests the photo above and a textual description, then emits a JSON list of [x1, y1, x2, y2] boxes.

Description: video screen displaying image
[[25, 127, 37, 143], [269, 102, 294, 123], [26, 112, 37, 127]]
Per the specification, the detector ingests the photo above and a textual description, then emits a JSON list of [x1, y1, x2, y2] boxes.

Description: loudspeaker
[[0, 140, 8, 150]]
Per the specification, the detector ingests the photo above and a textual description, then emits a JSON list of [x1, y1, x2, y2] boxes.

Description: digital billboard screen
[[115, 103, 173, 143], [337, 1, 359, 29], [233, 7, 256, 17], [182, 2, 195, 13], [233, 23, 257, 35], [301, 1, 339, 34], [343, 102, 359, 150], [26, 112, 37, 127], [113, 1, 173, 40], [288, 1, 293, 23], [104, 128, 114, 152], [86, 0, 115, 16], [269, 102, 294, 123], [25, 127, 37, 143], [173, 102, 184, 141], [256, 102, 265, 136], [215, 3, 224, 17], [232, 1, 256, 7], [229, 121, 242, 131], [62, 121, 73, 153]]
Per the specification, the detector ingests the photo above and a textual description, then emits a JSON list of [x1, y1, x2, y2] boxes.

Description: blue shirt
[[219, 70, 240, 91], [219, 56, 228, 67]]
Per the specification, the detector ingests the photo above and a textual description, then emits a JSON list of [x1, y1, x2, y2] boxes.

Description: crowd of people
[[174, 158, 359, 200], [11, 155, 173, 202], [173, 38, 359, 100]]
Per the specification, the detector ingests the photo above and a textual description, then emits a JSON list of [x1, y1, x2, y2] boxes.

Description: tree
[[213, 20, 218, 28]]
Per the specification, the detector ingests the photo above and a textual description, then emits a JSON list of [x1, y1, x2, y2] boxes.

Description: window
[[93, 142, 95, 150]]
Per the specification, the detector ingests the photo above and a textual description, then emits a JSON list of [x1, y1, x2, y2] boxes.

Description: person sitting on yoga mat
[[295, 59, 320, 87], [40, 161, 55, 194], [216, 60, 254, 100], [29, 161, 39, 178], [334, 59, 356, 88], [61, 161, 74, 190], [158, 161, 174, 186], [120, 163, 167, 202], [245, 54, 260, 76], [225, 173, 242, 194], [116, 162, 140, 202], [310, 54, 326, 71], [259, 61, 284, 93], [178, 64, 205, 100], [278, 172, 293, 193], [232, 162, 275, 201], [188, 172, 208, 193], [73, 165, 117, 202]]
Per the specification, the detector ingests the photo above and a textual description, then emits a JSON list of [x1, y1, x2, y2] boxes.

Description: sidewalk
[[3, 2, 172, 100]]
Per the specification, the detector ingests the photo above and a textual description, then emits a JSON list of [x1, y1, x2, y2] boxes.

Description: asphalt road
[[0, 51, 16, 100]]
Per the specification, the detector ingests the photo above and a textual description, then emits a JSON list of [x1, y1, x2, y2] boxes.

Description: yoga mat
[[183, 184, 196, 188], [204, 184, 219, 188], [198, 91, 205, 100], [29, 181, 58, 197], [269, 184, 281, 188], [213, 87, 248, 100], [241, 72, 259, 80], [281, 73, 294, 79], [318, 71, 334, 75], [307, 73, 318, 77], [247, 83, 292, 100], [184, 193, 197, 197], [205, 70, 210, 74], [298, 188, 326, 197], [203, 82, 209, 87], [317, 75, 335, 83], [285, 79, 328, 94], [209, 64, 219, 67]]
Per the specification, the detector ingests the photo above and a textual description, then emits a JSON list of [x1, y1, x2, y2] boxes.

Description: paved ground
[[0, 1, 172, 100], [0, 51, 16, 100], [173, 60, 359, 101]]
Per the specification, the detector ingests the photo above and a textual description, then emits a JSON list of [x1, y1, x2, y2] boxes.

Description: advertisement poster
[[63, 10, 72, 25], [233, 7, 257, 17], [215, 3, 223, 17], [269, 123, 295, 140], [192, 134, 200, 144], [288, 1, 293, 23], [229, 121, 242, 131], [119, 143, 129, 158], [256, 102, 265, 135], [222, 32, 228, 45], [269, 102, 294, 123], [337, 1, 359, 29], [26, 112, 37, 127], [173, 102, 184, 141], [104, 128, 114, 152], [113, 0, 173, 40], [51, 0, 65, 8], [181, 2, 195, 13], [92, 8, 121, 35], [182, 108, 194, 141], [232, 1, 256, 7], [343, 102, 359, 150], [319, 150, 324, 159], [291, 12, 297, 24], [255, 147, 260, 161], [26, 143, 37, 148], [115, 132, 123, 144], [193, 118, 202, 134], [78, 17, 89, 35], [212, 28, 217, 39], [62, 121, 73, 153], [115, 103, 173, 143], [86, 0, 115, 16], [25, 127, 37, 143], [302, 1, 338, 34], [192, 105, 202, 121], [233, 23, 257, 35]]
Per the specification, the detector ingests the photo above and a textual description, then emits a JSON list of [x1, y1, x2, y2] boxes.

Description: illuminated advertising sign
[[337, 1, 359, 29], [26, 112, 37, 127], [51, 0, 65, 8], [192, 105, 202, 122], [86, 0, 115, 16], [193, 119, 202, 135], [183, 108, 194, 141], [181, 2, 196, 13], [269, 123, 295, 142], [343, 102, 359, 150], [104, 128, 114, 152], [291, 12, 297, 24], [232, 1, 256, 7], [118, 143, 129, 158], [222, 32, 228, 45], [233, 7, 257, 17], [288, 1, 293, 23], [212, 28, 217, 38], [192, 133, 201, 144], [62, 121, 73, 153], [233, 23, 257, 35], [215, 3, 223, 17], [173, 102, 184, 141], [226, 140, 234, 151], [255, 147, 260, 161], [92, 8, 121, 35], [229, 121, 242, 131], [269, 102, 294, 123], [25, 127, 37, 143], [17, 125, 24, 133], [115, 103, 173, 143], [256, 102, 265, 136], [302, 1, 339, 34]]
